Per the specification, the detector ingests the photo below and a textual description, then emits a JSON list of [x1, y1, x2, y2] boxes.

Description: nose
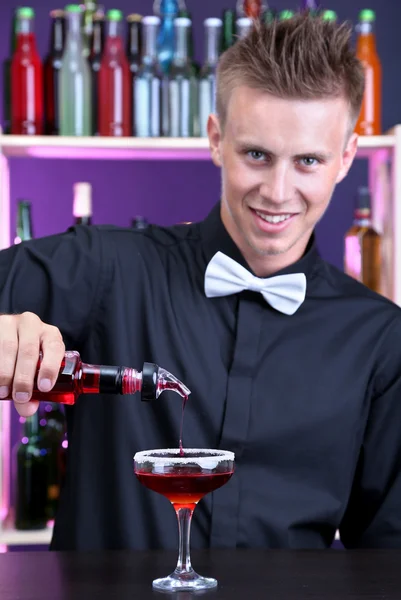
[[259, 161, 292, 204]]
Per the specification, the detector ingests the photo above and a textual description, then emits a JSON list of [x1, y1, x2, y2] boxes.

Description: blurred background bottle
[[3, 9, 17, 134], [73, 182, 93, 225], [11, 7, 43, 135], [99, 9, 131, 136], [134, 15, 164, 137], [167, 17, 199, 137], [60, 4, 91, 136], [44, 10, 65, 135], [89, 9, 105, 136], [199, 18, 222, 137], [354, 9, 382, 136]]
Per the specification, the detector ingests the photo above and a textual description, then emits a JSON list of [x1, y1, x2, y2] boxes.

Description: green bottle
[[321, 10, 337, 22], [59, 4, 92, 136], [15, 200, 33, 243], [222, 9, 235, 51], [279, 10, 294, 20]]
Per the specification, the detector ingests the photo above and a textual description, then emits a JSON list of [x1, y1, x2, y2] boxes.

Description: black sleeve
[[0, 225, 109, 349], [340, 314, 401, 548]]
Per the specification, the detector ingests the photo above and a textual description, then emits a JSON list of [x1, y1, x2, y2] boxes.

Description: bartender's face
[[208, 86, 358, 276]]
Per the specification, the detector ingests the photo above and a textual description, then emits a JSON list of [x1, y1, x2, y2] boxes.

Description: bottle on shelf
[[236, 17, 253, 38], [262, 8, 277, 24], [44, 10, 65, 135], [11, 7, 44, 135], [344, 186, 382, 294], [126, 14, 142, 77], [82, 0, 98, 58], [89, 9, 105, 136], [14, 413, 52, 530], [177, 9, 200, 76], [59, 4, 92, 137], [3, 9, 17, 134], [0, 351, 190, 405], [279, 10, 295, 20], [354, 9, 381, 136], [155, 0, 179, 74], [99, 9, 131, 137], [300, 0, 320, 15], [321, 10, 337, 22], [133, 16, 165, 137], [199, 18, 222, 137], [236, 0, 267, 19], [38, 401, 67, 521], [222, 9, 235, 52], [131, 216, 149, 229], [14, 200, 34, 244], [167, 17, 199, 137], [73, 182, 92, 225]]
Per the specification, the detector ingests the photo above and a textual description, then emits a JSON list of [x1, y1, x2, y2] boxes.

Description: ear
[[207, 114, 223, 167], [336, 132, 358, 184]]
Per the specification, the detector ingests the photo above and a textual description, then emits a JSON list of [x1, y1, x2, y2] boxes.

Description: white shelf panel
[[0, 135, 212, 160], [0, 133, 395, 161], [0, 525, 52, 546]]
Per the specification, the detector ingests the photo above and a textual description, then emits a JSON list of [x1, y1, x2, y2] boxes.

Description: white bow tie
[[204, 251, 307, 315]]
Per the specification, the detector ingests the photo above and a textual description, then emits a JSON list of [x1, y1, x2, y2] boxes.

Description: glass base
[[152, 569, 217, 592]]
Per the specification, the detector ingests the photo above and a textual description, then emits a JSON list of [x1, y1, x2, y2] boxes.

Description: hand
[[0, 312, 65, 417]]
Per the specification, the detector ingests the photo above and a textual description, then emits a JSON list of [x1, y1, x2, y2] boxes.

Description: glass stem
[[174, 506, 194, 575]]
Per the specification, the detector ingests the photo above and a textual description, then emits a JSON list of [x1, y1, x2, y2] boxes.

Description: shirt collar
[[200, 202, 321, 280]]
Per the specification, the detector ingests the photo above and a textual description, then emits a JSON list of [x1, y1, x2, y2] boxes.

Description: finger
[[13, 398, 40, 418], [12, 312, 42, 404], [0, 315, 19, 399], [38, 326, 65, 392]]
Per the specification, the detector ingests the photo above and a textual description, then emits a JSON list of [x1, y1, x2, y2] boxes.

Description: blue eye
[[247, 150, 265, 161], [300, 157, 318, 167]]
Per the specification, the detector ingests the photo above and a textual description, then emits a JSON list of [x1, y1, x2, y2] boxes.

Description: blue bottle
[[154, 0, 181, 74]]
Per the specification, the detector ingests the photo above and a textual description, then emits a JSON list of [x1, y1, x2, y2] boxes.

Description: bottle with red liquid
[[236, 0, 267, 19], [99, 9, 131, 137], [44, 10, 65, 135], [1, 351, 190, 405], [11, 6, 44, 135]]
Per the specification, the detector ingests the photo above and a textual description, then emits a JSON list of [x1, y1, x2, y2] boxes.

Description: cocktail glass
[[134, 448, 235, 592]]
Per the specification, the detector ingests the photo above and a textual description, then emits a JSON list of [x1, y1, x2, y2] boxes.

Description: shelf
[[0, 133, 395, 161], [0, 525, 52, 547], [0, 135, 212, 160]]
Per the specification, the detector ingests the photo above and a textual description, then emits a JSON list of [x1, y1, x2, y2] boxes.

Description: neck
[[220, 202, 310, 277]]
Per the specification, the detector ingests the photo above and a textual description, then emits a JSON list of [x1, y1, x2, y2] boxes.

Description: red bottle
[[1, 351, 190, 405], [11, 6, 43, 135], [98, 9, 131, 137]]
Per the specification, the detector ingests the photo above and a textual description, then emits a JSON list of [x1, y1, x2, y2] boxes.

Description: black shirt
[[1, 202, 401, 550]]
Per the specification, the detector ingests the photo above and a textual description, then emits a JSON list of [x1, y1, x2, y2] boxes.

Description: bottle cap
[[174, 17, 191, 26], [73, 183, 92, 218], [126, 13, 142, 22], [50, 9, 65, 18], [205, 18, 223, 27], [107, 9, 123, 22], [17, 7, 35, 18], [142, 16, 161, 26], [356, 186, 372, 210], [321, 10, 337, 21], [279, 10, 294, 20], [65, 4, 82, 13], [359, 9, 375, 22]]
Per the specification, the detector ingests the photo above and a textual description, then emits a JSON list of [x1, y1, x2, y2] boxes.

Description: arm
[[340, 314, 401, 548], [0, 225, 108, 416]]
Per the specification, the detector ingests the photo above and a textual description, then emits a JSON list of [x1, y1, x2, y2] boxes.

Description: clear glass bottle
[[133, 16, 165, 137], [236, 17, 252, 39], [44, 10, 65, 135], [167, 17, 198, 137], [199, 18, 222, 137], [59, 4, 92, 136]]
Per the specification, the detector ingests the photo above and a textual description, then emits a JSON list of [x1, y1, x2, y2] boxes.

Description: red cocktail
[[134, 448, 235, 591]]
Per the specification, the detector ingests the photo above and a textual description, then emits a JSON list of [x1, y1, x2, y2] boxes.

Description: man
[[1, 13, 401, 551]]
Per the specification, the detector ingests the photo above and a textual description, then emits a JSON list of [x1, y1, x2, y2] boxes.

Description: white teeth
[[256, 211, 292, 224]]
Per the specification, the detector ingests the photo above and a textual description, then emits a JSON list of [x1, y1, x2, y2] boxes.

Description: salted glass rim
[[134, 448, 235, 467]]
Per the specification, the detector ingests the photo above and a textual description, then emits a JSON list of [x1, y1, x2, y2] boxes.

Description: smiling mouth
[[253, 209, 296, 224]]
